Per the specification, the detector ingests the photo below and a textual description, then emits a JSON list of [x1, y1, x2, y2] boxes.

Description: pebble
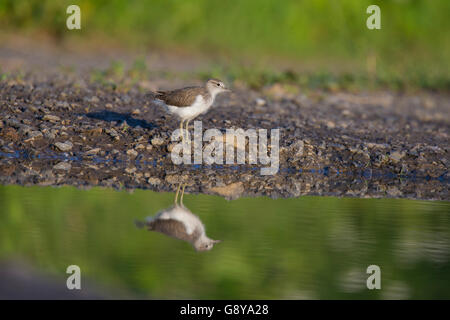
[[389, 151, 405, 162], [165, 175, 180, 184], [151, 137, 165, 146], [43, 115, 61, 122], [208, 182, 244, 200], [135, 144, 145, 150], [126, 149, 138, 157], [87, 127, 103, 136], [290, 140, 305, 158], [54, 141, 73, 152], [42, 129, 56, 140], [326, 121, 336, 129], [148, 177, 161, 185], [53, 162, 71, 171], [86, 147, 101, 155], [255, 98, 266, 106], [125, 167, 137, 174], [24, 131, 43, 142]]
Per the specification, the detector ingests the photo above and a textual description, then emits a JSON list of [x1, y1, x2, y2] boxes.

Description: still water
[[0, 184, 449, 299]]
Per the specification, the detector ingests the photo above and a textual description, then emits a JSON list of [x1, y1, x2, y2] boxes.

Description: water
[[0, 184, 449, 299]]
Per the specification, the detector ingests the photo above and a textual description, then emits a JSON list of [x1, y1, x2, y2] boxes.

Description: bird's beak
[[213, 240, 222, 244]]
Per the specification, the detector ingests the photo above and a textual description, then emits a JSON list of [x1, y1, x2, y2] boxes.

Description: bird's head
[[194, 238, 222, 252], [206, 79, 230, 96]]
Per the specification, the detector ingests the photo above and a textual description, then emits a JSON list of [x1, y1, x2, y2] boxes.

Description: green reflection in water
[[0, 185, 449, 299]]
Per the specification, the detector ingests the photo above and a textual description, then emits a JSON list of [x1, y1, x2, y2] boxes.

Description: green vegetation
[[0, 185, 449, 299], [0, 0, 449, 90]]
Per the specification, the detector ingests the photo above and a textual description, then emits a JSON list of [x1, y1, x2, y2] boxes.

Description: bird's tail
[[134, 219, 146, 229], [134, 216, 157, 229]]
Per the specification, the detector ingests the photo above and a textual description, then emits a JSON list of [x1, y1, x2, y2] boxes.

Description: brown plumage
[[146, 217, 202, 243], [156, 87, 210, 107], [153, 79, 230, 142]]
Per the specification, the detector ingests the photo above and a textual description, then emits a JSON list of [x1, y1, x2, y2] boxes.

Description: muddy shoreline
[[0, 70, 448, 200]]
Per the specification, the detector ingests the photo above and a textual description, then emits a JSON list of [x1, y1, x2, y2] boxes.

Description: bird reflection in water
[[135, 184, 222, 251]]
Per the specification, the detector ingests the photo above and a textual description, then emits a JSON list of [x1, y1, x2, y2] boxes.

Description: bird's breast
[[168, 95, 211, 119]]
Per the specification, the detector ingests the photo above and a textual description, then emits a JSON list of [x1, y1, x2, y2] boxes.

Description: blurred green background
[[0, 0, 449, 90], [1, 185, 449, 299]]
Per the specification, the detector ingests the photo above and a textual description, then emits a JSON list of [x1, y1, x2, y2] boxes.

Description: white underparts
[[160, 94, 213, 120]]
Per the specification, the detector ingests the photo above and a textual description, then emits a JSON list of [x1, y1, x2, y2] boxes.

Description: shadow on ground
[[86, 110, 157, 129]]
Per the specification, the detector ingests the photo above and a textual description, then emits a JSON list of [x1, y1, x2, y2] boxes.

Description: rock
[[209, 182, 244, 200], [1, 127, 19, 141], [366, 142, 389, 149], [255, 98, 266, 106], [86, 127, 103, 136], [24, 131, 43, 142], [325, 121, 336, 129], [106, 128, 119, 140], [291, 140, 304, 158], [147, 177, 161, 185], [151, 137, 165, 146], [56, 101, 70, 109], [86, 147, 101, 155], [18, 125, 33, 135], [390, 151, 405, 162], [42, 129, 56, 140], [53, 162, 71, 171], [125, 167, 136, 174], [43, 115, 60, 122], [122, 95, 131, 104], [135, 144, 145, 150], [387, 186, 402, 197], [54, 141, 73, 152], [165, 175, 180, 184], [126, 149, 138, 157]]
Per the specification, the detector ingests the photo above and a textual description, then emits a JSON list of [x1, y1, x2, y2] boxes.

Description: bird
[[135, 184, 222, 251], [153, 79, 230, 142]]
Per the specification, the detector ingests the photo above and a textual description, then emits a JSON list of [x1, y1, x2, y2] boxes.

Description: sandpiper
[[154, 79, 230, 141], [135, 184, 222, 251]]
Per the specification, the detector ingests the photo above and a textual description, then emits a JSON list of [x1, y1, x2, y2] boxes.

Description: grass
[[84, 58, 448, 92], [2, 0, 448, 91]]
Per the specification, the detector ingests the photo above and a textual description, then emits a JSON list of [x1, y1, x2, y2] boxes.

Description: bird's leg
[[179, 120, 185, 143], [174, 183, 182, 206], [185, 119, 191, 142], [180, 184, 186, 208]]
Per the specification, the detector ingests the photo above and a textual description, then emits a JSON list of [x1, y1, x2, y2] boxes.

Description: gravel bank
[[0, 71, 448, 200]]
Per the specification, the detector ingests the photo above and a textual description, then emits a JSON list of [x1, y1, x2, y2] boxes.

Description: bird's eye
[[216, 83, 220, 86]]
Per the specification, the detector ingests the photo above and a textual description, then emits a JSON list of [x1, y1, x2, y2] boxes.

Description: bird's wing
[[147, 218, 198, 242], [156, 87, 207, 107]]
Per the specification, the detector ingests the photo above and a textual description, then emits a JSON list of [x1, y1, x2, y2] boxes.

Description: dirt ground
[[0, 37, 448, 200]]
